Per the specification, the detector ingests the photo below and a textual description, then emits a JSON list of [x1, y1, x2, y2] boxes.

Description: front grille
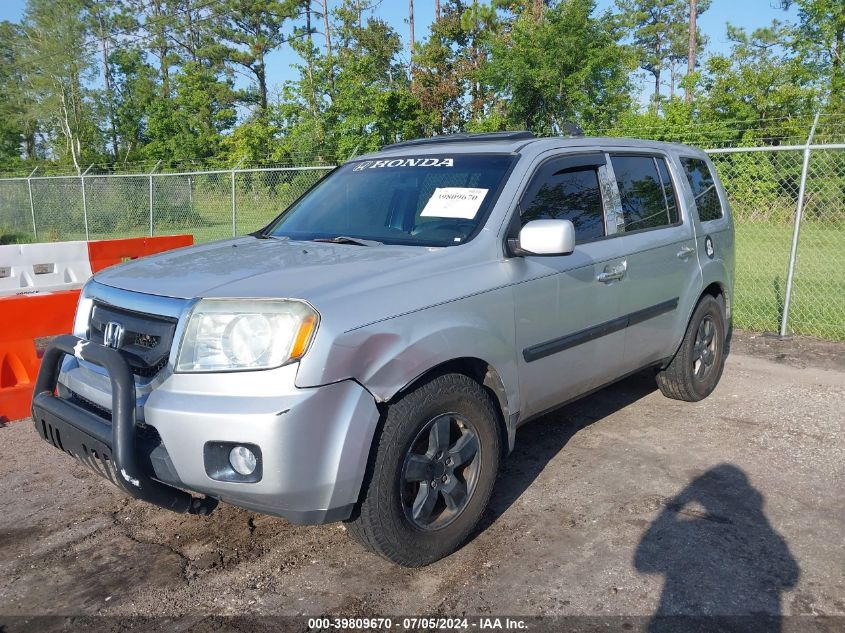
[[88, 302, 177, 378], [68, 389, 112, 421], [66, 390, 163, 443]]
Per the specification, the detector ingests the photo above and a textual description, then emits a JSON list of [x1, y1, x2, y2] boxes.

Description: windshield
[[264, 154, 516, 247]]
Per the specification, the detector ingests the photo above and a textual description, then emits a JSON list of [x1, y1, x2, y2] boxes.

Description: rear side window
[[520, 161, 606, 243], [610, 155, 679, 232], [681, 157, 723, 222]]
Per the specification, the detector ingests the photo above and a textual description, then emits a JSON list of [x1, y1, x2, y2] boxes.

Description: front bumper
[[32, 335, 381, 524]]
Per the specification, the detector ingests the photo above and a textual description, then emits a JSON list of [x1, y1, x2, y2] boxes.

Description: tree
[[781, 0, 845, 110], [144, 61, 237, 162], [213, 0, 300, 113], [21, 0, 101, 172], [271, 26, 334, 163], [409, 0, 415, 52], [698, 21, 820, 142], [328, 1, 423, 156], [686, 0, 696, 103], [483, 0, 634, 133], [109, 46, 159, 162], [458, 1, 501, 122], [412, 0, 471, 134], [0, 21, 38, 163], [616, 0, 689, 108]]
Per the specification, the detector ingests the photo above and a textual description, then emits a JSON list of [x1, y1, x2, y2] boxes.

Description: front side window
[[520, 156, 606, 243], [265, 154, 516, 247], [681, 157, 723, 222], [611, 155, 679, 232]]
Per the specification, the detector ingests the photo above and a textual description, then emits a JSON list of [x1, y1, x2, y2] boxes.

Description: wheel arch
[[701, 280, 730, 321], [390, 357, 515, 456], [667, 280, 731, 366]]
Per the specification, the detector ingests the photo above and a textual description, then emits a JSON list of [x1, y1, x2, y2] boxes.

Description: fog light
[[229, 445, 257, 476]]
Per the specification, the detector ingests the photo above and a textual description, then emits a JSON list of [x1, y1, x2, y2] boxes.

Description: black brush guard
[[31, 334, 216, 515]]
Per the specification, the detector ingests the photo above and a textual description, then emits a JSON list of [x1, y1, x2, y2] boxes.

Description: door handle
[[677, 246, 695, 259], [597, 261, 627, 283]]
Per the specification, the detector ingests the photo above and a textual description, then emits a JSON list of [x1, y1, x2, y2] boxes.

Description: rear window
[[680, 157, 723, 222], [610, 155, 679, 232]]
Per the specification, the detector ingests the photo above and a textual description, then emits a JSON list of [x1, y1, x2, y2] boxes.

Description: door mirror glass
[[514, 219, 575, 256]]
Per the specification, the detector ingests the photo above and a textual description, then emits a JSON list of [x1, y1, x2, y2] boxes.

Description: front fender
[[295, 286, 520, 419]]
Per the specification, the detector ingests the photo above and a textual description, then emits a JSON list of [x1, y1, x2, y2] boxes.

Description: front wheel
[[656, 294, 727, 402], [346, 373, 501, 567]]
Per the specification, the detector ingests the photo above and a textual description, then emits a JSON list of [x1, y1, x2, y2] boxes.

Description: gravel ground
[[0, 331, 843, 629]]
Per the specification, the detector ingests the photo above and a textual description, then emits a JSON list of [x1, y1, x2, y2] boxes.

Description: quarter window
[[681, 157, 723, 222], [520, 160, 606, 243], [610, 155, 679, 232]]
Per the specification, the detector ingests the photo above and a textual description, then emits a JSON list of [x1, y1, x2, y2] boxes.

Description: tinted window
[[655, 158, 679, 224], [611, 155, 679, 232], [521, 164, 605, 243], [681, 157, 723, 222], [266, 154, 515, 247]]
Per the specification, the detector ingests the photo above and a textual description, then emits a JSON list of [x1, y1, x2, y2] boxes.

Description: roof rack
[[382, 131, 536, 151]]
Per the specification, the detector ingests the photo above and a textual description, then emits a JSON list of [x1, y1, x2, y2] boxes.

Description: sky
[[0, 0, 798, 101]]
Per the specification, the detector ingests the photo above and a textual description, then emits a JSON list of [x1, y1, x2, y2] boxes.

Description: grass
[[734, 223, 845, 340]]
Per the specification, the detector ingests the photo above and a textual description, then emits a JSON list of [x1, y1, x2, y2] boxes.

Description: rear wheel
[[346, 373, 501, 567], [656, 295, 727, 402]]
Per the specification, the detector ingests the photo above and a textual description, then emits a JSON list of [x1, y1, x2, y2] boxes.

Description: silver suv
[[32, 132, 734, 566]]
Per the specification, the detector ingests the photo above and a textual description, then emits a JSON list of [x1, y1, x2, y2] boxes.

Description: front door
[[508, 152, 631, 418]]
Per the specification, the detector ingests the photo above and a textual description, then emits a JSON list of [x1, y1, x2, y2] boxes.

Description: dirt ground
[[0, 331, 843, 629]]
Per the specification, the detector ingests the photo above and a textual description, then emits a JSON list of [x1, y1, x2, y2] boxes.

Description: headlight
[[176, 299, 319, 372]]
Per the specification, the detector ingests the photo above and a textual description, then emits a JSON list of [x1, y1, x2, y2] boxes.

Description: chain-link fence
[[0, 166, 333, 244], [1, 143, 843, 341], [706, 144, 845, 341]]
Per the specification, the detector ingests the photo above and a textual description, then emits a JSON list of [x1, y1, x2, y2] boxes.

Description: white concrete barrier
[[0, 241, 92, 297]]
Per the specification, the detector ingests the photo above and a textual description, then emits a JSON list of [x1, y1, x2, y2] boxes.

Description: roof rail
[[382, 131, 535, 151]]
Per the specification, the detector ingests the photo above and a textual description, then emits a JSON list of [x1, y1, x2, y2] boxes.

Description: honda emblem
[[103, 321, 125, 349]]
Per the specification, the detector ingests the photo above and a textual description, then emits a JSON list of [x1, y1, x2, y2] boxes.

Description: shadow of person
[[635, 464, 800, 633]]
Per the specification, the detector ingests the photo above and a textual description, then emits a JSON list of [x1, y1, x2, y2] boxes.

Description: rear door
[[605, 153, 702, 371]]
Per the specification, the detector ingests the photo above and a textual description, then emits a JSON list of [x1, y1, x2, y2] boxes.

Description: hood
[[93, 236, 438, 302]]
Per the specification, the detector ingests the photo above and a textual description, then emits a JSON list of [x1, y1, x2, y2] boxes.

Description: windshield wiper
[[311, 235, 382, 247]]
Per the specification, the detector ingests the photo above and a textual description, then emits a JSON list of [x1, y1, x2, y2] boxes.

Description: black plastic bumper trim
[[31, 334, 215, 515]]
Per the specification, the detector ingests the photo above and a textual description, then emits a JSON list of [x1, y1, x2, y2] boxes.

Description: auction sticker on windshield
[[420, 187, 489, 219]]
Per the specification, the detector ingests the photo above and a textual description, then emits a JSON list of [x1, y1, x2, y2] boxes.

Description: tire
[[656, 294, 727, 402], [346, 373, 501, 567]]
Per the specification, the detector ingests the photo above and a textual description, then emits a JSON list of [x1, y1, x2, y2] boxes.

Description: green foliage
[[144, 62, 237, 163], [482, 0, 634, 133], [20, 0, 103, 171], [212, 0, 301, 111], [0, 0, 842, 170], [411, 1, 472, 135], [781, 0, 845, 110], [0, 229, 34, 245], [700, 21, 820, 131]]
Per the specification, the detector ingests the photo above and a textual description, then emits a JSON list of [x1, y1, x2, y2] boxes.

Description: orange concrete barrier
[[87, 234, 193, 273], [0, 235, 194, 423], [0, 290, 80, 423]]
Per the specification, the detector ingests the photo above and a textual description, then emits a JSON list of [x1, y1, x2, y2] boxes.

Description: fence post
[[780, 112, 820, 338], [27, 167, 38, 240], [231, 158, 245, 237], [80, 164, 94, 241], [148, 160, 161, 236]]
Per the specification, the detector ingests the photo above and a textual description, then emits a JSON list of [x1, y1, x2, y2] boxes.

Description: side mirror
[[509, 219, 576, 257]]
